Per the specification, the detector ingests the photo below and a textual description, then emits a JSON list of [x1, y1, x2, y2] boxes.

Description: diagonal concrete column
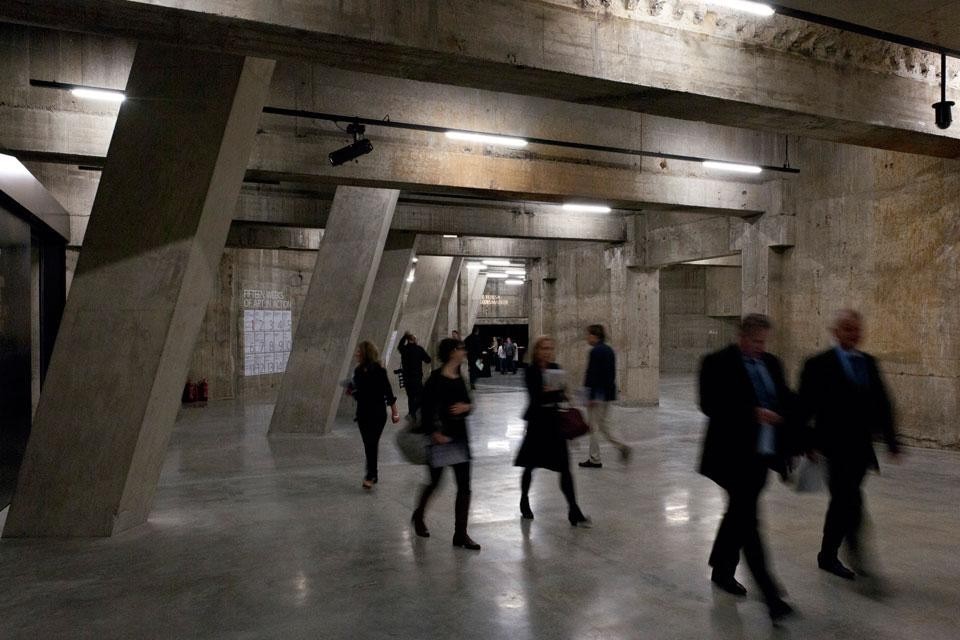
[[465, 271, 489, 335], [269, 187, 399, 435], [431, 258, 464, 346], [386, 256, 455, 374], [336, 231, 415, 418], [3, 45, 275, 538]]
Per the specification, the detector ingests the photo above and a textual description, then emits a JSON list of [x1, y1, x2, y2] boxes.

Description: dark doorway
[[474, 323, 529, 376]]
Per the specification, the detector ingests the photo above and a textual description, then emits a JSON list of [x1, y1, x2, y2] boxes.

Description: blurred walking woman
[[411, 338, 481, 550], [351, 341, 400, 489], [514, 336, 590, 526]]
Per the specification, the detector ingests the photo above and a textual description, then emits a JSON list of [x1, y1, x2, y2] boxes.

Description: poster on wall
[[242, 284, 293, 376]]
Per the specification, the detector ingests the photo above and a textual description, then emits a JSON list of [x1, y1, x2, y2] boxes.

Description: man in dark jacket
[[798, 309, 900, 580], [579, 324, 631, 468], [464, 327, 484, 389], [398, 332, 431, 419], [698, 314, 794, 623]]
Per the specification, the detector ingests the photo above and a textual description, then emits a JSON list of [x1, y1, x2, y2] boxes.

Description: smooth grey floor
[[1, 375, 958, 639]]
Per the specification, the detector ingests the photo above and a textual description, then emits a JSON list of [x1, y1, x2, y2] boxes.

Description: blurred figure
[[350, 341, 400, 489], [580, 324, 631, 468], [698, 314, 794, 623], [451, 329, 461, 341], [798, 309, 900, 580], [497, 339, 507, 374], [411, 338, 481, 551], [514, 336, 590, 527], [505, 337, 517, 374], [464, 326, 484, 390], [398, 332, 431, 420]]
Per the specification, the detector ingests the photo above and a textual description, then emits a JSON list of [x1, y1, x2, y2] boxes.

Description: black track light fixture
[[328, 120, 373, 166], [934, 54, 954, 130]]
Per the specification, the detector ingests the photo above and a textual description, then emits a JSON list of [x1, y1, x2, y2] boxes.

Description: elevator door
[[0, 207, 31, 508]]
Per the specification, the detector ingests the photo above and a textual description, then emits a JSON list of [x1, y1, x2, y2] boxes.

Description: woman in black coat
[[350, 341, 399, 489], [514, 336, 590, 527]]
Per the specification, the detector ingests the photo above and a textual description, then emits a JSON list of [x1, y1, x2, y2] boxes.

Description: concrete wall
[[186, 248, 315, 403], [478, 278, 528, 322], [659, 265, 739, 374], [777, 139, 960, 449]]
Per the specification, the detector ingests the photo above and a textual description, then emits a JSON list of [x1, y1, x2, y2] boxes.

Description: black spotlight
[[934, 54, 954, 130], [329, 121, 373, 166]]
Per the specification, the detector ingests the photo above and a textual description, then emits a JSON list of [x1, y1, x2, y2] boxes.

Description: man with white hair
[[798, 309, 901, 580]]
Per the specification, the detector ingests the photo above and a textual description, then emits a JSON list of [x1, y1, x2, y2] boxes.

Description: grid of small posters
[[243, 309, 293, 376]]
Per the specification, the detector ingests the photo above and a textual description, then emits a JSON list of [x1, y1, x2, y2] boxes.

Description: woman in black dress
[[350, 341, 400, 489], [514, 336, 590, 526], [411, 338, 481, 550]]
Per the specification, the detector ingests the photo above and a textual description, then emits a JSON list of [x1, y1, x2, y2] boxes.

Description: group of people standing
[[346, 309, 900, 627], [698, 310, 900, 623]]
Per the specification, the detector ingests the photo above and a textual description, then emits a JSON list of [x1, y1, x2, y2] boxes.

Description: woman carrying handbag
[[513, 336, 591, 527]]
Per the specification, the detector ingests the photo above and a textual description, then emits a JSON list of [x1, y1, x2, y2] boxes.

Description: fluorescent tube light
[[702, 160, 763, 174], [482, 259, 512, 266], [443, 234, 458, 239], [486, 273, 509, 279], [505, 279, 525, 286], [71, 87, 125, 103], [706, 0, 775, 17], [562, 203, 612, 214], [406, 270, 415, 283], [506, 269, 526, 276], [445, 131, 528, 148]]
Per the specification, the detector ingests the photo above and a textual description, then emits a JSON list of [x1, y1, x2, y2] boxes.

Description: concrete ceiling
[[773, 1, 960, 53], [4, 0, 959, 158]]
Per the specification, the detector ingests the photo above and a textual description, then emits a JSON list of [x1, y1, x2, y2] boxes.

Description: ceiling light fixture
[[562, 203, 612, 214], [706, 0, 775, 17], [505, 279, 525, 286], [70, 87, 125, 103], [702, 160, 763, 174], [934, 54, 954, 129], [443, 234, 458, 239], [486, 273, 509, 279], [445, 131, 528, 148], [406, 270, 415, 283], [482, 259, 512, 266]]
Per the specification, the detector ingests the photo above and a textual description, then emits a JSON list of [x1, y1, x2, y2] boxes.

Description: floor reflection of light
[[505, 422, 526, 439], [664, 490, 691, 525], [487, 439, 512, 453], [294, 571, 309, 606], [496, 591, 527, 612]]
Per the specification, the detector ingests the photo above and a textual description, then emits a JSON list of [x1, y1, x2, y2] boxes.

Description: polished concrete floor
[[1, 375, 958, 639]]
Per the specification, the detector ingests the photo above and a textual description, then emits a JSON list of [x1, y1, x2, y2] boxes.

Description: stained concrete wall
[[659, 265, 740, 374], [777, 139, 960, 449], [478, 278, 529, 322]]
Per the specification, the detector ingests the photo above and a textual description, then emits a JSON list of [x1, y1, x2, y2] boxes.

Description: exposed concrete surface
[[4, 46, 275, 537]]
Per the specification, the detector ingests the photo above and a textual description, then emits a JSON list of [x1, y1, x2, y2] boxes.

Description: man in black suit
[[698, 314, 794, 622], [798, 309, 900, 580]]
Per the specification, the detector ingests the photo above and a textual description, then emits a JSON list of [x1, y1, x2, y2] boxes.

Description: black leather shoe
[[818, 554, 855, 580], [579, 460, 603, 469], [768, 598, 794, 624], [711, 572, 747, 596], [411, 511, 430, 538], [452, 534, 481, 550]]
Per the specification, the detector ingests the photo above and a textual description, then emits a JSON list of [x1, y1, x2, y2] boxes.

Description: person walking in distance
[[579, 325, 631, 468], [349, 341, 400, 489], [504, 337, 517, 374], [464, 326, 484, 390], [411, 338, 481, 551], [497, 339, 507, 374], [698, 314, 795, 623], [514, 336, 590, 527], [397, 332, 431, 420], [798, 309, 900, 580]]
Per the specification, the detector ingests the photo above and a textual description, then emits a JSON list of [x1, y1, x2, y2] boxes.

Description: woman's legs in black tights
[[520, 468, 534, 518], [412, 466, 443, 537], [560, 466, 587, 523]]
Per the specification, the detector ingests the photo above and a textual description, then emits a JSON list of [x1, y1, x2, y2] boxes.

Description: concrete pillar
[[3, 46, 275, 537], [386, 256, 455, 373], [619, 267, 660, 406], [431, 258, 464, 345], [465, 271, 489, 335], [739, 217, 787, 319], [269, 187, 399, 435], [336, 231, 415, 418]]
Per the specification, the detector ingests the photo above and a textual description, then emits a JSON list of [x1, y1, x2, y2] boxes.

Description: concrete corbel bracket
[[759, 214, 796, 249]]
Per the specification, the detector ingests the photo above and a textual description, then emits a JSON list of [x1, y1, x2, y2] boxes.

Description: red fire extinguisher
[[198, 379, 209, 403], [182, 380, 198, 403]]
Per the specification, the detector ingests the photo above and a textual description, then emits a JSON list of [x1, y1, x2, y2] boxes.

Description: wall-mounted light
[[562, 203, 612, 214], [445, 131, 528, 148], [702, 160, 763, 174], [30, 79, 125, 103], [706, 0, 775, 17]]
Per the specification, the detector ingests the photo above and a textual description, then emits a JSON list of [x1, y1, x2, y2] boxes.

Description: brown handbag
[[557, 407, 590, 440]]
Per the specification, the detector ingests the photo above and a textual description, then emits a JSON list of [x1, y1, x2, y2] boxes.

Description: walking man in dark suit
[[698, 314, 794, 623], [798, 309, 900, 580]]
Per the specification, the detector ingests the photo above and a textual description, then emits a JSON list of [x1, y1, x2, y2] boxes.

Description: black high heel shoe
[[568, 508, 592, 528], [412, 510, 430, 538], [452, 533, 481, 550]]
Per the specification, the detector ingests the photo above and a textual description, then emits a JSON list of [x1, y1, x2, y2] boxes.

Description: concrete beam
[[3, 45, 274, 537], [414, 236, 556, 259], [4, 0, 959, 157]]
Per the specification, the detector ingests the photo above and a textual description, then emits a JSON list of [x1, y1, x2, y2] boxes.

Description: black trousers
[[821, 460, 869, 560], [405, 382, 423, 419], [357, 415, 386, 481], [416, 462, 472, 535], [709, 459, 780, 603]]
